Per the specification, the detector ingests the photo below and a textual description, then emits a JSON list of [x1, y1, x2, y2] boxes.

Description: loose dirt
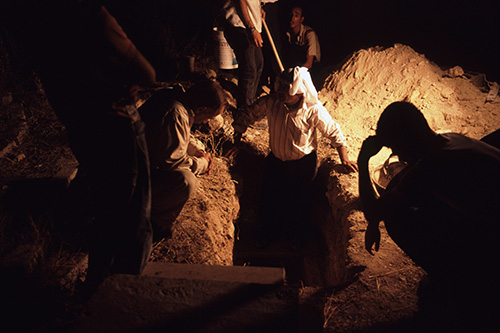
[[1, 43, 498, 331]]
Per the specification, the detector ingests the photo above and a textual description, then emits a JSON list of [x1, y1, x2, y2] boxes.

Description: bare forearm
[[239, 0, 254, 29], [358, 153, 385, 225], [303, 55, 314, 69]]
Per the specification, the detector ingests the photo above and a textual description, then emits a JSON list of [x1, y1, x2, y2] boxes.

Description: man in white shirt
[[140, 80, 226, 239], [228, 67, 357, 249]]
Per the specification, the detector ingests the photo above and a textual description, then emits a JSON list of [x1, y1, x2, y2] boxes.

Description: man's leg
[[76, 114, 152, 289], [110, 118, 152, 275], [150, 168, 198, 239], [224, 26, 262, 109], [249, 45, 264, 103], [283, 151, 318, 247], [257, 153, 285, 247]]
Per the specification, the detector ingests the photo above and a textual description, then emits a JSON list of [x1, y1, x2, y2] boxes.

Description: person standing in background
[[260, 0, 283, 91], [222, 0, 265, 112]]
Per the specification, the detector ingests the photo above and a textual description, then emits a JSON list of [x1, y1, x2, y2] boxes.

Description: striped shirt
[[233, 92, 347, 161]]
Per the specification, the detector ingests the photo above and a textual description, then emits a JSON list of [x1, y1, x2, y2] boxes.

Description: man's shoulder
[[167, 100, 190, 122], [440, 132, 500, 161], [303, 25, 316, 34]]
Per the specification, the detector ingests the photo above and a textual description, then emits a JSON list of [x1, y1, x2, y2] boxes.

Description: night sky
[[306, 0, 499, 81], [1, 0, 499, 82], [127, 0, 499, 82]]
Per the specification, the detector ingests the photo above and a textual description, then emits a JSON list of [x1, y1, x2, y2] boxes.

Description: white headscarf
[[288, 66, 320, 108]]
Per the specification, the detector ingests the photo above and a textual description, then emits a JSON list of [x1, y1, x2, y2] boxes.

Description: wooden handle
[[262, 19, 284, 73]]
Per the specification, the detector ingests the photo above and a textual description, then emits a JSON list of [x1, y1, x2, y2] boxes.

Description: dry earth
[[0, 44, 499, 331]]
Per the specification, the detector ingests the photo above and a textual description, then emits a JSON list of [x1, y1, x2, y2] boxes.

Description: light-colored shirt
[[233, 92, 346, 161], [286, 24, 321, 62], [141, 90, 209, 176], [224, 0, 263, 33]]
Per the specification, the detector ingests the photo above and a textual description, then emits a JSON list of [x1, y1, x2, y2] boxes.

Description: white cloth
[[289, 66, 320, 108]]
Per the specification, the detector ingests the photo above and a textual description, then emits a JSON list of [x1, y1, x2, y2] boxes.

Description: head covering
[[288, 66, 320, 108]]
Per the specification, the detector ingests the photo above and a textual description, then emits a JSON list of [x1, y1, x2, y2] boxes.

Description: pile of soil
[[0, 43, 498, 331], [319, 43, 499, 167]]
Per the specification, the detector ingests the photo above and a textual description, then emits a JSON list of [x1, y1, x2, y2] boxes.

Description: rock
[[446, 66, 464, 77]]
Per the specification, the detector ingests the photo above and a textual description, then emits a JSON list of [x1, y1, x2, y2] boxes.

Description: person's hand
[[193, 149, 205, 158], [358, 136, 384, 164], [251, 30, 263, 47], [223, 132, 242, 158], [342, 160, 359, 173], [203, 152, 213, 175], [365, 221, 381, 255], [194, 150, 213, 174]]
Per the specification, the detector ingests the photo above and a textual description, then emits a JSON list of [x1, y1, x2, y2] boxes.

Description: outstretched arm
[[358, 136, 384, 254], [336, 145, 358, 172]]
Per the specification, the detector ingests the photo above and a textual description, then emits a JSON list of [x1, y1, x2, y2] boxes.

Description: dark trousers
[[259, 151, 318, 239], [66, 108, 152, 288], [223, 26, 264, 109]]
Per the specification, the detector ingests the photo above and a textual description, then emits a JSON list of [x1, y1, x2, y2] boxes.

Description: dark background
[[1, 0, 499, 91], [107, 0, 499, 81]]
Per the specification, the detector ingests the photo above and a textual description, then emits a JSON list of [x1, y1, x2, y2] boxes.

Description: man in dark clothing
[[16, 0, 157, 291], [358, 101, 500, 327]]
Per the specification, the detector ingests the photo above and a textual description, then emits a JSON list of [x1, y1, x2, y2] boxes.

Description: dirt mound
[[320, 44, 499, 166]]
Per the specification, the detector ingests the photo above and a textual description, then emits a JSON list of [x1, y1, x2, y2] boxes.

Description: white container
[[213, 27, 238, 70]]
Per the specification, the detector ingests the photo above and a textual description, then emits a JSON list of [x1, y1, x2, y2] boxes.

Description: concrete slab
[[143, 262, 285, 285], [72, 274, 299, 332]]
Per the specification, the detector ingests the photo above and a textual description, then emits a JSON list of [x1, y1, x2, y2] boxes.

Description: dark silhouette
[[11, 0, 157, 293], [358, 101, 500, 326]]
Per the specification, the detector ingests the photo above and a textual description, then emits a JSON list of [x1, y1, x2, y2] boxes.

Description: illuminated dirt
[[1, 44, 498, 331]]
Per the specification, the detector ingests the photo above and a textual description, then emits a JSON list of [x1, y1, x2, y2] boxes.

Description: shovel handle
[[262, 19, 284, 73]]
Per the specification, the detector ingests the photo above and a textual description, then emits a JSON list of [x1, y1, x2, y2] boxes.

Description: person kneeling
[[140, 80, 226, 239]]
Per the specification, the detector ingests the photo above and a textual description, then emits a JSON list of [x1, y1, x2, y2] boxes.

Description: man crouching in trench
[[139, 80, 227, 239]]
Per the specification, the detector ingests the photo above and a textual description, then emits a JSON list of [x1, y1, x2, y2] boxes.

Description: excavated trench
[[230, 143, 355, 288]]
